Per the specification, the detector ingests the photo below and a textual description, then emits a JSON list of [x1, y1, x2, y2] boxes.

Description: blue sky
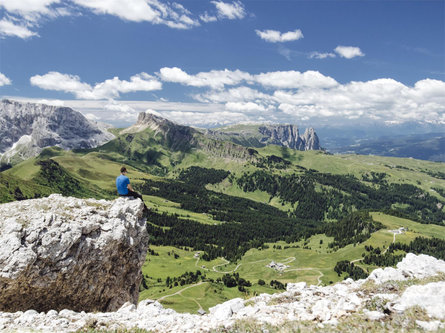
[[0, 0, 444, 128]]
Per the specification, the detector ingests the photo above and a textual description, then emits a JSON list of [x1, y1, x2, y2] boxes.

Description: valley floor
[[1, 254, 444, 333], [140, 212, 445, 314]]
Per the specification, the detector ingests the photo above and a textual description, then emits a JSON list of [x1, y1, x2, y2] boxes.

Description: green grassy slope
[[140, 212, 445, 313], [1, 125, 445, 315]]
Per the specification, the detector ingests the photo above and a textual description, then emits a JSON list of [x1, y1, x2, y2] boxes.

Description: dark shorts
[[119, 190, 143, 201]]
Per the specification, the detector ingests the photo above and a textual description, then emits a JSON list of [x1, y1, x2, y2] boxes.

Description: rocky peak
[[121, 112, 197, 151], [0, 99, 114, 164], [205, 123, 321, 151], [258, 124, 301, 148], [122, 111, 178, 135], [0, 194, 148, 313], [258, 124, 321, 150], [301, 127, 320, 150]]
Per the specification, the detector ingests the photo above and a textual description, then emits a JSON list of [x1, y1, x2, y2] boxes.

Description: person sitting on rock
[[116, 166, 148, 212]]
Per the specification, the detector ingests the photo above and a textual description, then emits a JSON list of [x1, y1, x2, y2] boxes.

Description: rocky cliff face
[[0, 253, 443, 332], [120, 112, 258, 160], [301, 127, 320, 150], [258, 124, 320, 150], [0, 194, 148, 313], [122, 112, 197, 151], [206, 124, 321, 151], [0, 100, 114, 164]]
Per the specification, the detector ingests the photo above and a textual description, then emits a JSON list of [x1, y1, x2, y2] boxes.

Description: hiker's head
[[120, 166, 127, 174]]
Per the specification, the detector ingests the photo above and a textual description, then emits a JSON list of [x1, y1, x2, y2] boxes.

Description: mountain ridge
[[205, 123, 321, 151], [0, 99, 114, 165]]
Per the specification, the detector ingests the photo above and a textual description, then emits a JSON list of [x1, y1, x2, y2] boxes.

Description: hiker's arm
[[127, 183, 135, 192]]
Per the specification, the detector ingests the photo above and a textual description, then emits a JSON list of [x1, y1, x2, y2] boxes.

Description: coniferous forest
[[140, 166, 445, 263]]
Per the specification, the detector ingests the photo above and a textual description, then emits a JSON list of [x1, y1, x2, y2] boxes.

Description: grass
[[144, 195, 222, 225], [256, 146, 445, 200], [206, 178, 294, 212], [3, 142, 445, 315], [371, 212, 445, 240], [139, 212, 445, 313]]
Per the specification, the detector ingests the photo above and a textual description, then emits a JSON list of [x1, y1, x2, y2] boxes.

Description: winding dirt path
[[212, 258, 242, 273], [158, 281, 206, 301]]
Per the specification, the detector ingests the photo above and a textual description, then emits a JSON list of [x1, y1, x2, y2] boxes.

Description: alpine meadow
[[1, 0, 445, 331], [1, 103, 444, 314]]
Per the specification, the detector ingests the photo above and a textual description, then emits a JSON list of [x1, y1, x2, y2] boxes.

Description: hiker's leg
[[127, 190, 148, 211], [127, 190, 142, 200]]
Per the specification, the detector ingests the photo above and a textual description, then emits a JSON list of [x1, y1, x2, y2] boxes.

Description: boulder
[[368, 253, 445, 284], [392, 281, 445, 319], [0, 194, 148, 313]]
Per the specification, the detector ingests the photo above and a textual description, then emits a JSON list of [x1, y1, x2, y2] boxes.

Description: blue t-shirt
[[116, 174, 130, 195]]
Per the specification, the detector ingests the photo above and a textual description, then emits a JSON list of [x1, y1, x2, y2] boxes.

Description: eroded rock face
[[0, 194, 148, 313], [258, 124, 321, 150], [0, 99, 114, 164]]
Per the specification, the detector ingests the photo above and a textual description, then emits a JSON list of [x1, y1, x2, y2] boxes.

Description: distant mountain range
[[330, 133, 445, 162], [0, 100, 114, 166], [0, 100, 322, 167], [3, 99, 443, 164], [204, 123, 320, 151]]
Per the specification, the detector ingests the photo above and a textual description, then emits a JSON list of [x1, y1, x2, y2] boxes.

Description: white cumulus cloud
[[159, 67, 338, 90], [30, 72, 92, 97], [0, 73, 12, 86], [255, 29, 303, 43], [225, 101, 267, 112], [0, 0, 60, 16], [36, 99, 65, 106], [159, 67, 252, 89], [30, 71, 162, 99], [72, 0, 199, 29], [271, 78, 445, 123], [0, 0, 70, 39], [211, 1, 246, 20], [309, 51, 336, 59], [254, 70, 338, 89], [334, 46, 365, 59], [0, 0, 203, 38], [0, 18, 38, 38], [195, 86, 271, 104], [25, 67, 445, 127], [199, 12, 218, 23]]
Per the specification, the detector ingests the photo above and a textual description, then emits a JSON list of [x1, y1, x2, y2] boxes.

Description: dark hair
[[120, 166, 127, 173]]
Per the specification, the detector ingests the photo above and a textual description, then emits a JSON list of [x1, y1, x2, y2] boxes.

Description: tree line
[[236, 169, 445, 225]]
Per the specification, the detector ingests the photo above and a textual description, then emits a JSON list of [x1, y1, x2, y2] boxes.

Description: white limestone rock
[[368, 253, 445, 284], [0, 250, 444, 332], [392, 281, 445, 319], [0, 194, 148, 313], [363, 309, 386, 321], [286, 281, 306, 292], [0, 99, 114, 165], [209, 298, 245, 321], [416, 320, 442, 331]]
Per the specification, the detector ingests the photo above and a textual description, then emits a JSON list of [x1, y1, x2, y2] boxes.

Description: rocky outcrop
[[258, 124, 301, 148], [206, 124, 321, 151], [258, 124, 320, 150], [119, 112, 258, 160], [0, 100, 114, 164], [121, 112, 197, 152], [0, 253, 444, 332], [0, 194, 148, 313], [300, 127, 320, 150]]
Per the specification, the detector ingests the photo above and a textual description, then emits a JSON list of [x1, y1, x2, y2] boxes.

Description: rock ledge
[[0, 194, 148, 313]]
